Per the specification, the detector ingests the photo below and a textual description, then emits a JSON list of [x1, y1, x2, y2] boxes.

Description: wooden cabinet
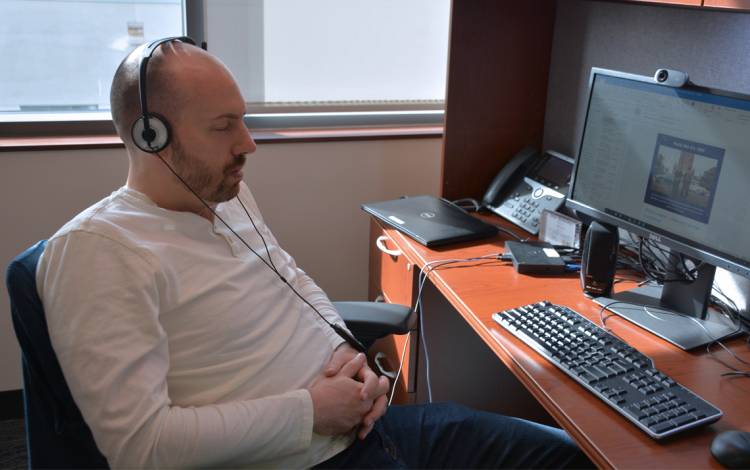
[[703, 0, 750, 9], [619, 0, 750, 11], [441, 1, 556, 201], [367, 221, 415, 307], [367, 221, 418, 404], [623, 0, 702, 6]]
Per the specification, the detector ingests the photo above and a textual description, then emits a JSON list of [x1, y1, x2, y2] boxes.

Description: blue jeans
[[315, 402, 592, 468]]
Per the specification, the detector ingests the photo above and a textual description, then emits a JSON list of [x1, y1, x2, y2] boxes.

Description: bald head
[[110, 40, 239, 150]]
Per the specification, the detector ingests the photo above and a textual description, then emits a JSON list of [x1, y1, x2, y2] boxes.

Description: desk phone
[[483, 149, 574, 234]]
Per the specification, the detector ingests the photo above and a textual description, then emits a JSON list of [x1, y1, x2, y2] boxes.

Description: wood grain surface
[[372, 216, 749, 469]]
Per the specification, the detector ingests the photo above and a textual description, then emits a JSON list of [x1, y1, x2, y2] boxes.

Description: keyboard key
[[651, 421, 676, 434], [673, 414, 696, 427], [642, 417, 658, 427], [585, 366, 607, 382], [604, 365, 621, 378], [579, 371, 598, 384]]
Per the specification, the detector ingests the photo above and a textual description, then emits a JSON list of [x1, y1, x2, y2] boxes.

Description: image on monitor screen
[[644, 134, 723, 224]]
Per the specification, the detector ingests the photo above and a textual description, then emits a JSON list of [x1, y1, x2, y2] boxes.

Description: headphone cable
[[153, 152, 367, 352], [237, 197, 280, 274]]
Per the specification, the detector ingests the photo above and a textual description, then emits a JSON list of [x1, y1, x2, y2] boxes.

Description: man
[[37, 39, 590, 468]]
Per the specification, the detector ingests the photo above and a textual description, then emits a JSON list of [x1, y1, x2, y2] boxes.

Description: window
[[1, 0, 449, 130], [0, 0, 184, 123], [204, 0, 451, 115]]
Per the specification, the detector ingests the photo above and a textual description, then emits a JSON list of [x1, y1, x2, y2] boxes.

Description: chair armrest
[[333, 301, 414, 349]]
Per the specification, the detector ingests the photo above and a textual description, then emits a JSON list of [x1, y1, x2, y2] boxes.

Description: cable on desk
[[597, 300, 634, 343], [447, 194, 533, 242], [412, 253, 511, 403], [445, 197, 526, 242], [564, 263, 581, 273], [598, 281, 749, 380], [706, 285, 750, 378], [450, 198, 481, 212], [618, 234, 749, 373], [388, 331, 411, 407], [493, 224, 526, 241], [636, 236, 704, 284]]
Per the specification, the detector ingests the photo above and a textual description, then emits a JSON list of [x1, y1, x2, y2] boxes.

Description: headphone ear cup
[[131, 114, 171, 153]]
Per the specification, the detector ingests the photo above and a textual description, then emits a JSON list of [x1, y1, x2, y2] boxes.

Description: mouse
[[711, 431, 750, 469]]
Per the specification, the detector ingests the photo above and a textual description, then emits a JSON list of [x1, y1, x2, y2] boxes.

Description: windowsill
[[0, 125, 443, 152], [256, 125, 443, 142]]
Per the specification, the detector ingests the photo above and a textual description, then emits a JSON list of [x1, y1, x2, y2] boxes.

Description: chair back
[[6, 240, 108, 469]]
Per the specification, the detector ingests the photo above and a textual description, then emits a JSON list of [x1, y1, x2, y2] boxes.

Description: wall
[[0, 138, 442, 391], [543, 0, 750, 314], [544, 0, 750, 156]]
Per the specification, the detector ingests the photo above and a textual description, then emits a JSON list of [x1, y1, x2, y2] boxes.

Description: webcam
[[653, 68, 689, 87]]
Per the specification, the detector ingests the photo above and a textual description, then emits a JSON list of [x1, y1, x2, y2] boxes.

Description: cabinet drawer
[[367, 220, 418, 404], [368, 221, 414, 307], [370, 332, 414, 404]]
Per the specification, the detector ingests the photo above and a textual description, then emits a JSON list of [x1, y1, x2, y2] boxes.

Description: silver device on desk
[[482, 149, 574, 234]]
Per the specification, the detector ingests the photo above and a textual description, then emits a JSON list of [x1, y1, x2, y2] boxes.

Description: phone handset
[[481, 146, 539, 209]]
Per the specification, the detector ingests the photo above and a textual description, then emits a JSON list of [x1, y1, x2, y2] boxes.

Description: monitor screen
[[569, 70, 750, 279]]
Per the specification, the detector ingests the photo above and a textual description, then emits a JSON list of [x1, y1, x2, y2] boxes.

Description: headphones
[[131, 36, 196, 153]]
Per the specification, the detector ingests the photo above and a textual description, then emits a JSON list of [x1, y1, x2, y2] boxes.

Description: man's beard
[[170, 138, 246, 203]]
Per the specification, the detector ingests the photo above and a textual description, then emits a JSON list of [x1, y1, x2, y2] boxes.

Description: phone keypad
[[512, 198, 541, 228], [491, 181, 565, 234]]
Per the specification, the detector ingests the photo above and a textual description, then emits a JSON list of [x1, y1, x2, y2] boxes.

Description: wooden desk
[[367, 218, 750, 469]]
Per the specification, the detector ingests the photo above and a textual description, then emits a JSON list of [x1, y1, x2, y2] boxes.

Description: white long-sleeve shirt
[[36, 183, 354, 468]]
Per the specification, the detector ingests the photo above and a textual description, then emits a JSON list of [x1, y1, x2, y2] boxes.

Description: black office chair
[[6, 240, 413, 469]]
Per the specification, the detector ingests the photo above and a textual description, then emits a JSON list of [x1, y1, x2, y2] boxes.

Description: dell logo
[[420, 211, 436, 219]]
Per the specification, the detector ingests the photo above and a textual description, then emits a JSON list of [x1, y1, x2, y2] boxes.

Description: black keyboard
[[492, 301, 722, 439]]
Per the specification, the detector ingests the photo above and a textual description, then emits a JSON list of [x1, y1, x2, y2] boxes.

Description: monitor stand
[[595, 264, 740, 350]]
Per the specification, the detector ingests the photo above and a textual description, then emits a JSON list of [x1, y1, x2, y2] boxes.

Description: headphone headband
[[133, 36, 195, 153]]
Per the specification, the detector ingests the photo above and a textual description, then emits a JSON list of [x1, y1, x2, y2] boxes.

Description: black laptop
[[361, 195, 498, 247]]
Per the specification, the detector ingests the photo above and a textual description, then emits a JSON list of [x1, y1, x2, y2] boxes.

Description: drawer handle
[[374, 352, 397, 380], [375, 235, 402, 257]]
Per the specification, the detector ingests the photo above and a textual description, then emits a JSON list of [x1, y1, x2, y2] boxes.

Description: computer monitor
[[566, 67, 750, 350]]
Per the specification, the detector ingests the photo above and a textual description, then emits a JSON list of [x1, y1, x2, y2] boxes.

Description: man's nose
[[235, 126, 257, 156]]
